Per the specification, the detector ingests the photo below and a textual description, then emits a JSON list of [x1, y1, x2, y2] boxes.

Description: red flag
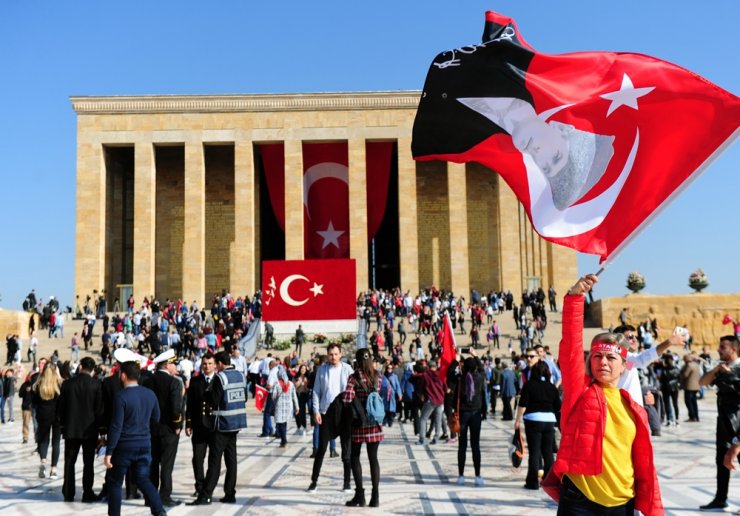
[[412, 11, 740, 263], [303, 143, 350, 259], [722, 314, 733, 326], [262, 259, 357, 321], [254, 384, 268, 412], [259, 142, 393, 254], [438, 312, 457, 382]]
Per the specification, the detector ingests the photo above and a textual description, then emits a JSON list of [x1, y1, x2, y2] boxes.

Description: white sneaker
[[49, 471, 58, 480], [474, 476, 484, 487], [456, 475, 465, 486], [38, 465, 46, 479]]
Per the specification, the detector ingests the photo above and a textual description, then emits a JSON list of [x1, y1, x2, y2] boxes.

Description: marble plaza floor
[[0, 391, 736, 515]]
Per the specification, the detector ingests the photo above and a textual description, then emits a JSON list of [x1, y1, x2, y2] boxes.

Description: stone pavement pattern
[[0, 389, 735, 515]]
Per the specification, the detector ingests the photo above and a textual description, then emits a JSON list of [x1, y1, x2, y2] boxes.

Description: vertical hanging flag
[[412, 11, 740, 263], [302, 143, 350, 259], [259, 142, 393, 257], [438, 312, 457, 382]]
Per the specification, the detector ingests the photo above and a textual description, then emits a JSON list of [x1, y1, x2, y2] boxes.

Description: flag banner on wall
[[262, 259, 357, 321], [302, 143, 350, 258], [412, 10, 739, 263], [259, 142, 393, 258]]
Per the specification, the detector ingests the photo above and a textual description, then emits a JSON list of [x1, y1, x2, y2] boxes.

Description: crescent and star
[[303, 162, 349, 248], [279, 274, 324, 307]]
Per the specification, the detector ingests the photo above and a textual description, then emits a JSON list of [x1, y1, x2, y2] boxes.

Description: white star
[[309, 282, 324, 297], [600, 73, 655, 117], [316, 220, 344, 249]]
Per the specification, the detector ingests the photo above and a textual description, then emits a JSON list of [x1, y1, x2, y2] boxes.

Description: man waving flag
[[412, 11, 739, 263]]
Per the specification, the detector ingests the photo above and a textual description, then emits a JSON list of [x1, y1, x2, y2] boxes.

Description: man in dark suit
[[143, 349, 184, 507], [185, 352, 216, 497], [58, 356, 104, 502]]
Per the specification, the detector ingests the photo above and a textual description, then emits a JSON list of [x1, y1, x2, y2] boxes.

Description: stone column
[[231, 141, 256, 295], [348, 138, 368, 292], [284, 140, 304, 260], [133, 142, 156, 301], [397, 137, 419, 293], [547, 242, 577, 305], [74, 143, 106, 303], [496, 176, 523, 300], [447, 162, 470, 297], [183, 141, 205, 306]]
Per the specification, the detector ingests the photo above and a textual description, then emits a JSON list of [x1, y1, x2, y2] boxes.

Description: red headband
[[591, 341, 628, 360]]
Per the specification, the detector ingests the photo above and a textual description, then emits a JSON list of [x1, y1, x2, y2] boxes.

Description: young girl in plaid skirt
[[342, 348, 383, 507]]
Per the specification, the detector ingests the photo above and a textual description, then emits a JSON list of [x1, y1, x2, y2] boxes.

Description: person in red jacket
[[544, 274, 664, 516]]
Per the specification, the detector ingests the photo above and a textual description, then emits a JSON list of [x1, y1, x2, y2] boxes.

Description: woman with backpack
[[456, 356, 487, 487], [342, 348, 383, 508]]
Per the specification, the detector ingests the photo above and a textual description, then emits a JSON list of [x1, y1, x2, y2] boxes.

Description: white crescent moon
[[303, 162, 349, 220], [279, 274, 310, 307]]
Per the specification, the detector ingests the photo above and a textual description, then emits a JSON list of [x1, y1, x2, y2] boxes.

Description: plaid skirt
[[351, 423, 384, 444]]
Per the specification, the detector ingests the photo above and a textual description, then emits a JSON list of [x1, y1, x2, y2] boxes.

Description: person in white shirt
[[615, 324, 685, 407], [307, 344, 353, 493], [260, 360, 279, 438]]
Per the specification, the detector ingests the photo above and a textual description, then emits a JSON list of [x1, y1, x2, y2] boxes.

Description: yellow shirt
[[568, 386, 636, 507]]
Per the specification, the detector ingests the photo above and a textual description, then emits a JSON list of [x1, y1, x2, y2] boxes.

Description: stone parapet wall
[[590, 293, 740, 348], [0, 310, 38, 340]]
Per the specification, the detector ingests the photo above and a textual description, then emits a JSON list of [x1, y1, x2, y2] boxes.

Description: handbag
[[447, 385, 461, 434], [510, 427, 526, 468]]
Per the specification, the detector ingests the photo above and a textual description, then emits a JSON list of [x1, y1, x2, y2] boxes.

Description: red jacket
[[545, 295, 663, 516]]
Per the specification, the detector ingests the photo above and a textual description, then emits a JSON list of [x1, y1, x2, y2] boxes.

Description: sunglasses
[[526, 355, 537, 359], [625, 335, 637, 340]]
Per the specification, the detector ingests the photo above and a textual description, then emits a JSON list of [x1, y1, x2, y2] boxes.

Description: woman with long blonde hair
[[33, 362, 62, 479]]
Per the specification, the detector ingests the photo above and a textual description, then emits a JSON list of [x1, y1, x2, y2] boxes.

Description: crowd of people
[[2, 282, 738, 514]]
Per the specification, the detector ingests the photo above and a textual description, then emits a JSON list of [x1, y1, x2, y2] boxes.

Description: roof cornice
[[70, 91, 422, 114]]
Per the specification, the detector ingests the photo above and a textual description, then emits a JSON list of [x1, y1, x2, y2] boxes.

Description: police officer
[[190, 351, 247, 505], [185, 352, 216, 497], [143, 349, 184, 507]]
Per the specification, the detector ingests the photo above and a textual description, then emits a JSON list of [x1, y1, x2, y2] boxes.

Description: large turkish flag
[[412, 11, 739, 263], [262, 259, 357, 321]]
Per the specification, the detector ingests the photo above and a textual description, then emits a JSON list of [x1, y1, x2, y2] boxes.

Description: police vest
[[212, 369, 247, 432]]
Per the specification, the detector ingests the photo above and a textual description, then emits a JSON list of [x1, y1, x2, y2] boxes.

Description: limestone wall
[[0, 310, 37, 340], [590, 293, 740, 348]]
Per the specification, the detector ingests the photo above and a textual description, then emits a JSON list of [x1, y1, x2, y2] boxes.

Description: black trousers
[[62, 437, 97, 500], [203, 431, 237, 498], [458, 411, 482, 476], [150, 431, 179, 499], [523, 420, 554, 488], [191, 430, 211, 494], [350, 441, 379, 493], [311, 420, 351, 484], [501, 396, 514, 420], [684, 390, 699, 421], [715, 416, 740, 503]]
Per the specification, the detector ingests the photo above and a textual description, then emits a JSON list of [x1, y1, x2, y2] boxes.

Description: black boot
[[345, 489, 366, 507], [369, 488, 379, 508]]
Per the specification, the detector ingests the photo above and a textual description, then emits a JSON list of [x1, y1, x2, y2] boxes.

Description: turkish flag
[[259, 142, 393, 257], [303, 143, 350, 259], [262, 259, 357, 321], [438, 312, 457, 382], [254, 384, 268, 412], [412, 11, 740, 263]]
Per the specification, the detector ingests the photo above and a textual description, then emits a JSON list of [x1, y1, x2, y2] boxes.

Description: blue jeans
[[107, 446, 163, 516], [557, 476, 635, 515], [311, 416, 335, 452], [262, 397, 274, 435]]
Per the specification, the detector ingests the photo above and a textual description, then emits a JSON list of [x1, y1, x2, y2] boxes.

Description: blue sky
[[0, 0, 737, 309]]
